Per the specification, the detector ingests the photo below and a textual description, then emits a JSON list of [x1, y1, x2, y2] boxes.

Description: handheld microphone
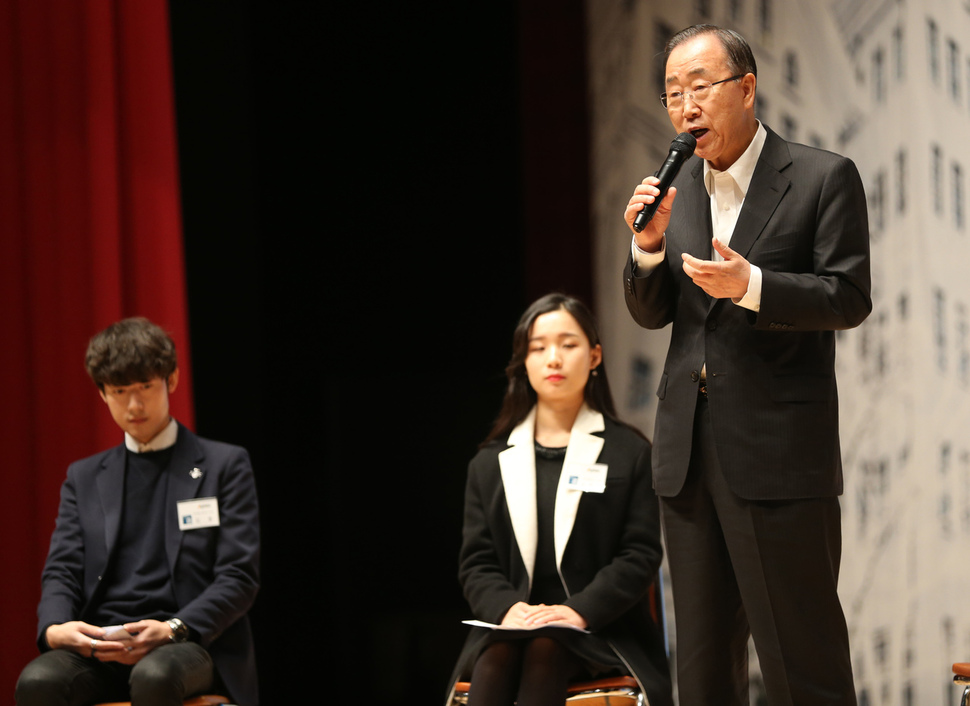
[[633, 132, 697, 232]]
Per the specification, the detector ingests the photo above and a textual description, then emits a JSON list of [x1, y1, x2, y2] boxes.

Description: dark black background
[[169, 1, 588, 701]]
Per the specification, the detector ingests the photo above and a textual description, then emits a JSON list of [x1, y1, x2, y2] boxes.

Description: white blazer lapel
[[499, 407, 539, 589], [554, 404, 605, 575]]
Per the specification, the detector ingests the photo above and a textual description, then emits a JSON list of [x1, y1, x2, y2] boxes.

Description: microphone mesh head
[[672, 132, 697, 156]]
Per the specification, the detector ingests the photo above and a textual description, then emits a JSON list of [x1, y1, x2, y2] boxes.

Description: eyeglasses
[[661, 74, 744, 110]]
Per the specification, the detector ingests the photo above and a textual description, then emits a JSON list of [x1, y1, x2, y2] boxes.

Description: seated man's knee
[[130, 644, 213, 704], [15, 652, 84, 706], [16, 666, 63, 706]]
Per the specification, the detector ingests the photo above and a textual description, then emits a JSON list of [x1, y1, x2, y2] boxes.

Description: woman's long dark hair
[[481, 293, 644, 446]]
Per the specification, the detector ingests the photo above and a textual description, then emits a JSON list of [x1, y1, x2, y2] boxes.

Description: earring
[[591, 368, 599, 377]]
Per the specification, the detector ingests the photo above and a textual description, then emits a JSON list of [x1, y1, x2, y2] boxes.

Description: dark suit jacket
[[447, 406, 673, 706], [624, 126, 871, 500], [36, 423, 261, 706]]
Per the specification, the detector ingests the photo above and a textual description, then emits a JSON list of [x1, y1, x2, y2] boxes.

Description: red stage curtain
[[0, 0, 192, 696]]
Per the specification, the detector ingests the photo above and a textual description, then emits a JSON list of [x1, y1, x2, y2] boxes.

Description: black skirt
[[467, 625, 627, 679]]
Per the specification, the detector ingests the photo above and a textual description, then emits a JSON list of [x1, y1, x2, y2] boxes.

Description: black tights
[[466, 637, 584, 706]]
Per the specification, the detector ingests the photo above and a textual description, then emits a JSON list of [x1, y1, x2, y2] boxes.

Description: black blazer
[[447, 406, 673, 706], [624, 126, 871, 500], [37, 423, 261, 706]]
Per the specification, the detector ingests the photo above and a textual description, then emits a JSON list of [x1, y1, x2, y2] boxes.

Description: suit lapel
[[726, 128, 792, 260], [163, 425, 207, 575], [95, 445, 127, 557], [499, 408, 539, 588], [679, 159, 721, 315], [497, 405, 606, 591], [695, 127, 791, 316], [553, 405, 605, 573], [683, 158, 713, 260]]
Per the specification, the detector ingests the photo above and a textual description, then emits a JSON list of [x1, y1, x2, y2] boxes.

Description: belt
[[698, 380, 708, 398]]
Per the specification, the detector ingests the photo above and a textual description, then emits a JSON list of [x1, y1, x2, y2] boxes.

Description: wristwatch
[[166, 617, 189, 643]]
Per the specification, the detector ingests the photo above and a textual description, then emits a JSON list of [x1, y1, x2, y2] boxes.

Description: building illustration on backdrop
[[586, 0, 970, 703]]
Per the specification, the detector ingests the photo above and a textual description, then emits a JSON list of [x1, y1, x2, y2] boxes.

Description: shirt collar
[[125, 417, 178, 453], [704, 121, 767, 197]]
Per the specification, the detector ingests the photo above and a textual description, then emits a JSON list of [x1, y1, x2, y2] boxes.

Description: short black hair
[[665, 24, 758, 79], [85, 317, 178, 390]]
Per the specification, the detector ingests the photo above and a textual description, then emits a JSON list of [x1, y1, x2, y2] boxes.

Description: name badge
[[565, 463, 608, 493], [177, 497, 220, 531]]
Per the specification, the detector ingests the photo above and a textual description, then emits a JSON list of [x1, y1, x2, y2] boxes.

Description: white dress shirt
[[125, 417, 178, 453]]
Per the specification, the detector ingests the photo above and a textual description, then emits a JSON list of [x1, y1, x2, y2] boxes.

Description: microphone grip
[[632, 148, 688, 232], [632, 169, 662, 233]]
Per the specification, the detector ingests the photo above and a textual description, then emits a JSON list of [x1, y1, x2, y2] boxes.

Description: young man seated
[[15, 317, 260, 706]]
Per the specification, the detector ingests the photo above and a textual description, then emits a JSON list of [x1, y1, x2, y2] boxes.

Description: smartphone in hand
[[101, 625, 134, 641]]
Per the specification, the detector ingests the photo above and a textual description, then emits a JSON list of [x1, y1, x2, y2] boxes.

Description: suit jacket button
[[707, 320, 717, 331], [690, 370, 699, 382]]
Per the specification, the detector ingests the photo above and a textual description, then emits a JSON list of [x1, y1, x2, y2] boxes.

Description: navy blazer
[[36, 423, 261, 706], [624, 126, 871, 500]]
